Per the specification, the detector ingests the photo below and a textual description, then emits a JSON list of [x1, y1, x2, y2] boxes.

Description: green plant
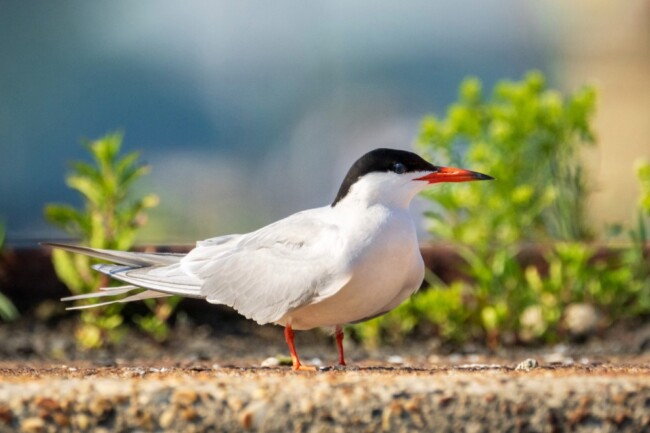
[[0, 221, 19, 321], [638, 160, 650, 216], [133, 295, 182, 342], [418, 71, 596, 245], [622, 159, 650, 315], [45, 132, 176, 347], [632, 160, 650, 251], [355, 73, 650, 347], [353, 72, 612, 346]]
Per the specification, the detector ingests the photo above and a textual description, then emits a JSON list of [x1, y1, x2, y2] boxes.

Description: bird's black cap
[[332, 148, 437, 206]]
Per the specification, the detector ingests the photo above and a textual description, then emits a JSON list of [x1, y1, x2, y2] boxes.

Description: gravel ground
[[0, 316, 649, 432], [0, 358, 649, 432]]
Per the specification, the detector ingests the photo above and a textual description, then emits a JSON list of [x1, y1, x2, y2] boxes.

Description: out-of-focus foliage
[[133, 295, 182, 343], [624, 159, 650, 314], [637, 160, 650, 217], [354, 72, 650, 347], [45, 132, 178, 347], [418, 70, 596, 244], [0, 221, 19, 321]]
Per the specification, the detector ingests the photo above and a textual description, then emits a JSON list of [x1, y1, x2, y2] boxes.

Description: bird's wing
[[181, 209, 350, 325]]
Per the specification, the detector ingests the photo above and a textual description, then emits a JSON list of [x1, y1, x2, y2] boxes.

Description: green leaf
[[66, 175, 103, 206], [119, 164, 151, 192], [44, 204, 86, 233], [0, 292, 18, 321], [51, 250, 87, 294], [70, 161, 101, 184]]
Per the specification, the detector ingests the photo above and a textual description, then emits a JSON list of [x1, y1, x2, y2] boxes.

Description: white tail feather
[[46, 242, 203, 307], [93, 263, 202, 297], [61, 285, 138, 302], [42, 242, 184, 266], [65, 290, 171, 311]]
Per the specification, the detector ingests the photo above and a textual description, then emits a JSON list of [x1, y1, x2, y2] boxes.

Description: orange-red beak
[[414, 166, 494, 184]]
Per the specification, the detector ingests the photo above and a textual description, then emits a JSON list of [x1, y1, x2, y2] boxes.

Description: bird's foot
[[290, 353, 317, 371], [293, 364, 318, 372]]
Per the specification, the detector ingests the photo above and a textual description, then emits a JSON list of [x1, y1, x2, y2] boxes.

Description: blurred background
[[1, 0, 649, 245]]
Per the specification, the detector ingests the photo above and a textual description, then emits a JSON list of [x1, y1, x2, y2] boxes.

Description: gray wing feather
[[42, 242, 184, 266], [181, 210, 348, 325], [93, 263, 202, 297]]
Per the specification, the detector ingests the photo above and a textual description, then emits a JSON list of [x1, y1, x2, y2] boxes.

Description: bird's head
[[332, 148, 493, 208]]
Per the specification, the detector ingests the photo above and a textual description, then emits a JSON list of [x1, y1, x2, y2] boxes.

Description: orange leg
[[335, 325, 346, 366], [284, 325, 302, 370]]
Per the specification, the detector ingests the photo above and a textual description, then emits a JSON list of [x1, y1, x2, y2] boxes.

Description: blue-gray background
[[5, 1, 638, 245]]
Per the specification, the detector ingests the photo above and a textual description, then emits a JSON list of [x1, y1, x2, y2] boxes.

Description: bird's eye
[[392, 162, 406, 174]]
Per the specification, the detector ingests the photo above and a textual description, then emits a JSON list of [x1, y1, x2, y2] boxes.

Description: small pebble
[[515, 358, 539, 371], [0, 405, 13, 424], [387, 355, 404, 364], [75, 414, 90, 430], [20, 417, 44, 433], [240, 410, 253, 429], [52, 413, 69, 427], [181, 407, 198, 421], [35, 397, 59, 411], [261, 357, 280, 367], [173, 389, 198, 406], [159, 409, 175, 428]]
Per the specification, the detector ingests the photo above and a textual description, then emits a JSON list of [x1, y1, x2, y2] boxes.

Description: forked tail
[[43, 243, 203, 309]]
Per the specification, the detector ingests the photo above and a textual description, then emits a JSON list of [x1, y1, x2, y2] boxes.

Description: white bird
[[45, 148, 493, 370]]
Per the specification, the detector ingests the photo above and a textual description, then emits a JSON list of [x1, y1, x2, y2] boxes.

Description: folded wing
[[182, 209, 350, 325]]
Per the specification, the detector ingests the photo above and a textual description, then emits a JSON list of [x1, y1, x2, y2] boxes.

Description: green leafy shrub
[[45, 132, 177, 347], [623, 160, 650, 315], [354, 72, 649, 346], [418, 71, 596, 245], [0, 221, 19, 321]]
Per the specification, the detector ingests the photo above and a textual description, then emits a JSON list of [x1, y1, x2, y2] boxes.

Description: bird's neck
[[332, 183, 417, 210], [333, 192, 412, 212], [332, 176, 418, 210]]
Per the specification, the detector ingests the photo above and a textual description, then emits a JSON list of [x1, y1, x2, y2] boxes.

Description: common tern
[[46, 148, 493, 369]]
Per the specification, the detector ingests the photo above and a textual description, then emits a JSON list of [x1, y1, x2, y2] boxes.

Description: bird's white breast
[[279, 205, 424, 330]]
